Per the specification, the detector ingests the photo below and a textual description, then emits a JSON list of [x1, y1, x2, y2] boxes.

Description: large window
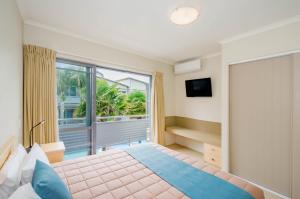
[[56, 59, 151, 159]]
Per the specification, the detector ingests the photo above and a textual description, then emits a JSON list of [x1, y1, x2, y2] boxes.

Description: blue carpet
[[126, 144, 254, 199]]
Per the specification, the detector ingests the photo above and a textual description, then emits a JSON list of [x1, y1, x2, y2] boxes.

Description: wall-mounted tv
[[185, 78, 212, 97]]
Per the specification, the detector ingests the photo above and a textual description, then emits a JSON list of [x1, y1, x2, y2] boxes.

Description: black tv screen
[[185, 78, 212, 97]]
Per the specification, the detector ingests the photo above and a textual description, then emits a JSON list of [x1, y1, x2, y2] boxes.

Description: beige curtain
[[151, 72, 166, 145], [23, 45, 57, 148]]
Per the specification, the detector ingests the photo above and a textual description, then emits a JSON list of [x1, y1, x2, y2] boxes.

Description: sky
[[57, 61, 150, 83], [97, 67, 150, 83]]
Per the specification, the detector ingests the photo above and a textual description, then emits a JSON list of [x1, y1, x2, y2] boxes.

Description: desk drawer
[[204, 143, 221, 167]]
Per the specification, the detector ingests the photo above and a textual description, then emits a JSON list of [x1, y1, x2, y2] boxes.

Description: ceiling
[[17, 0, 300, 64]]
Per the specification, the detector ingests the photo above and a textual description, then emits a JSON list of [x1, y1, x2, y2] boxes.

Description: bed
[[0, 137, 264, 199], [52, 143, 265, 199]]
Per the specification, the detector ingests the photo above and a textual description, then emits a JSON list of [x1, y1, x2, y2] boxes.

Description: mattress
[[52, 144, 264, 199]]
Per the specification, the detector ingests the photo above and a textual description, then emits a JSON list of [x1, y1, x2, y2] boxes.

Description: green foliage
[[127, 91, 146, 115], [73, 100, 86, 118], [57, 69, 86, 102], [96, 79, 127, 117], [59, 74, 147, 118], [57, 69, 87, 119]]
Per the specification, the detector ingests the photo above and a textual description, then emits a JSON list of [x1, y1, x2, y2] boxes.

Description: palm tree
[[96, 79, 127, 117], [127, 91, 146, 115], [74, 79, 147, 120], [57, 69, 86, 119]]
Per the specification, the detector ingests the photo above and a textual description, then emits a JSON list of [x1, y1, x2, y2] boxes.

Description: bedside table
[[40, 142, 65, 163]]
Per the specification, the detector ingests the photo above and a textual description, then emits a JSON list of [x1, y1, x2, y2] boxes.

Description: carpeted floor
[[166, 143, 284, 199]]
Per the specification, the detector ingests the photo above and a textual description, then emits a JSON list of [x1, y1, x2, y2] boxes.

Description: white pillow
[[21, 143, 49, 185], [0, 145, 27, 199], [8, 183, 40, 199]]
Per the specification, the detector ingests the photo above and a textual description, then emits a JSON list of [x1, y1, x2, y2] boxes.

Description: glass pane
[[56, 62, 91, 128], [56, 60, 92, 158], [60, 129, 91, 160], [95, 67, 151, 150]]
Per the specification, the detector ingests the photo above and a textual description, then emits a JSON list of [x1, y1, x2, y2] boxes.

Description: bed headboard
[[0, 137, 16, 169]]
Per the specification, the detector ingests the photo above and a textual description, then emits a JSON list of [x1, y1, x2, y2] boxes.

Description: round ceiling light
[[170, 7, 199, 25]]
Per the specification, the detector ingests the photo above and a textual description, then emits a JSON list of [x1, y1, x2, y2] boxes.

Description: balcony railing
[[58, 117, 86, 128], [96, 116, 150, 149], [58, 115, 150, 154]]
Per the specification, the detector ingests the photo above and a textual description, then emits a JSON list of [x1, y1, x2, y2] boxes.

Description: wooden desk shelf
[[166, 126, 221, 147], [166, 126, 221, 167]]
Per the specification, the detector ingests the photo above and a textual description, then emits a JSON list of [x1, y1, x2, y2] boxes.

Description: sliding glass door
[[56, 59, 151, 158], [56, 59, 93, 159]]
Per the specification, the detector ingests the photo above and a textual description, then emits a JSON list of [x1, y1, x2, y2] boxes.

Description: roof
[[97, 76, 129, 88], [117, 77, 149, 85]]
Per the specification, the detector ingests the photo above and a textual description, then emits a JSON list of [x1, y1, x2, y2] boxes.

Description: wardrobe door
[[229, 55, 292, 197], [292, 53, 300, 199]]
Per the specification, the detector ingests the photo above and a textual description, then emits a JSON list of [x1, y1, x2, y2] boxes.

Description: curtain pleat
[[23, 45, 57, 148], [151, 72, 166, 145]]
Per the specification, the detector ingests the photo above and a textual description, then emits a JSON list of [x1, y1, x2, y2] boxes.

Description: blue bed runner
[[125, 144, 254, 199]]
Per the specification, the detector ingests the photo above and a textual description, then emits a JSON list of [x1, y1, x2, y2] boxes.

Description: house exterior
[[117, 77, 149, 93], [97, 72, 129, 93]]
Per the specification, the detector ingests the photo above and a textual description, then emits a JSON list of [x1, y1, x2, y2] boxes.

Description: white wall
[[23, 23, 175, 116], [0, 0, 23, 146], [222, 21, 300, 64], [167, 55, 222, 153], [174, 55, 222, 122], [221, 19, 300, 176]]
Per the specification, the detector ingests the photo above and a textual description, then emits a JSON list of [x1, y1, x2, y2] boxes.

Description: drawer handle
[[211, 158, 215, 162]]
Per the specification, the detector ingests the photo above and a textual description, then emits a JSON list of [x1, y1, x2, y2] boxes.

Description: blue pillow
[[32, 160, 71, 199]]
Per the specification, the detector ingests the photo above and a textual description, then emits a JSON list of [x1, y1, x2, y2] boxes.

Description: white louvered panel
[[96, 119, 150, 147]]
